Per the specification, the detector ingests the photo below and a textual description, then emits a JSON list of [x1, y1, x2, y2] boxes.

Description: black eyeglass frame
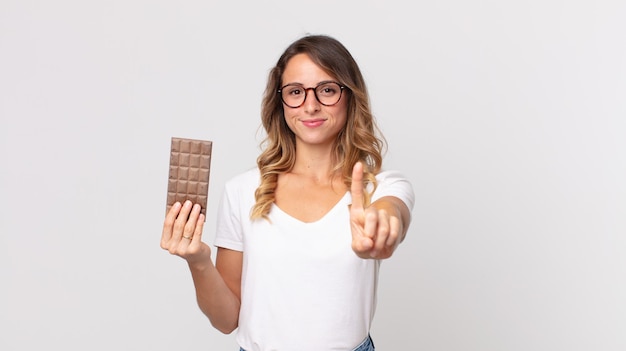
[[277, 80, 347, 108]]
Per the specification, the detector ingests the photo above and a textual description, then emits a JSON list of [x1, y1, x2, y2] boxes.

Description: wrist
[[187, 252, 214, 272]]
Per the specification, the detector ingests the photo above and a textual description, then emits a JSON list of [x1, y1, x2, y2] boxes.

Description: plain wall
[[1, 1, 625, 350]]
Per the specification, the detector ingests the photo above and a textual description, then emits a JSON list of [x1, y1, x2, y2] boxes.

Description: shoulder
[[222, 166, 260, 198], [218, 166, 259, 214]]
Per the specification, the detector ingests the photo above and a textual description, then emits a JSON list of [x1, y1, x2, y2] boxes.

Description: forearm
[[188, 260, 240, 334]]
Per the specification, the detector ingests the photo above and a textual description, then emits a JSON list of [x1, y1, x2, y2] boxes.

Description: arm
[[160, 201, 242, 334], [189, 247, 242, 334]]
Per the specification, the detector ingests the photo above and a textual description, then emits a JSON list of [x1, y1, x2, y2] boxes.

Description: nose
[[302, 87, 321, 112]]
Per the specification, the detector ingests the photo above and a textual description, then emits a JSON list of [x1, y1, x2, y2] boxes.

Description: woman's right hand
[[160, 200, 212, 267]]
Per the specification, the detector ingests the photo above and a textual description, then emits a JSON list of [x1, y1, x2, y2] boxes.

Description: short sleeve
[[372, 170, 415, 215], [213, 168, 259, 252], [214, 180, 245, 252]]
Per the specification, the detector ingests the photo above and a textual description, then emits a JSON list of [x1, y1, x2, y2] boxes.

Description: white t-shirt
[[214, 167, 415, 351]]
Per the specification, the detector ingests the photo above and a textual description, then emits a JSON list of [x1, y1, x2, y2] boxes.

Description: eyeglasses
[[278, 81, 346, 108]]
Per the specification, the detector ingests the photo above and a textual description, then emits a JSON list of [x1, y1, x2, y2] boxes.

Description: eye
[[285, 86, 303, 96], [317, 82, 340, 96]]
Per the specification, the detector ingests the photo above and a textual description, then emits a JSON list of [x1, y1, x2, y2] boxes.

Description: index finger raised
[[350, 161, 365, 211]]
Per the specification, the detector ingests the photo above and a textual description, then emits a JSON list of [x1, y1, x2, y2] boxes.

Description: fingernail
[[184, 200, 192, 208]]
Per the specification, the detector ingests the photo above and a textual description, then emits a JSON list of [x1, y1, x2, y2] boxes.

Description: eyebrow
[[280, 80, 339, 87]]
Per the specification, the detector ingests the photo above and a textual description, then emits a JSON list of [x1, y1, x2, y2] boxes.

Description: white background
[[1, 1, 625, 350]]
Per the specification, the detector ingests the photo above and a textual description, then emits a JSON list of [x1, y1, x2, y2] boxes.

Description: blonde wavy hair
[[251, 34, 386, 220]]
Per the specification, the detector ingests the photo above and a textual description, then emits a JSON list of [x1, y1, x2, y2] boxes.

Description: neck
[[291, 146, 338, 183]]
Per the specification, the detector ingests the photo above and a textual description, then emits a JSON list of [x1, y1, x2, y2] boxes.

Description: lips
[[301, 118, 327, 128]]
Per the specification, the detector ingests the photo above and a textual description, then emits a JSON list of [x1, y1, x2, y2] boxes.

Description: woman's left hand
[[349, 162, 408, 259]]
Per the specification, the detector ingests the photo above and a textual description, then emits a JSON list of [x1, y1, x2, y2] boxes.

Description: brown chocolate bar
[[166, 137, 212, 221]]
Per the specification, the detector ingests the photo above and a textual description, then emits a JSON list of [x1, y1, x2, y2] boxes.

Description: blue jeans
[[353, 334, 375, 351], [239, 334, 375, 351]]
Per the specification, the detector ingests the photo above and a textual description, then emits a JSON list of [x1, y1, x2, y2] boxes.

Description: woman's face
[[280, 53, 348, 149]]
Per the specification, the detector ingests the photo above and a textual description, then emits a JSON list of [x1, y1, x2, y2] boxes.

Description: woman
[[161, 34, 414, 351]]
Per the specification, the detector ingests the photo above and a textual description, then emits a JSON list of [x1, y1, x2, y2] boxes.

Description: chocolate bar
[[166, 137, 212, 221]]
